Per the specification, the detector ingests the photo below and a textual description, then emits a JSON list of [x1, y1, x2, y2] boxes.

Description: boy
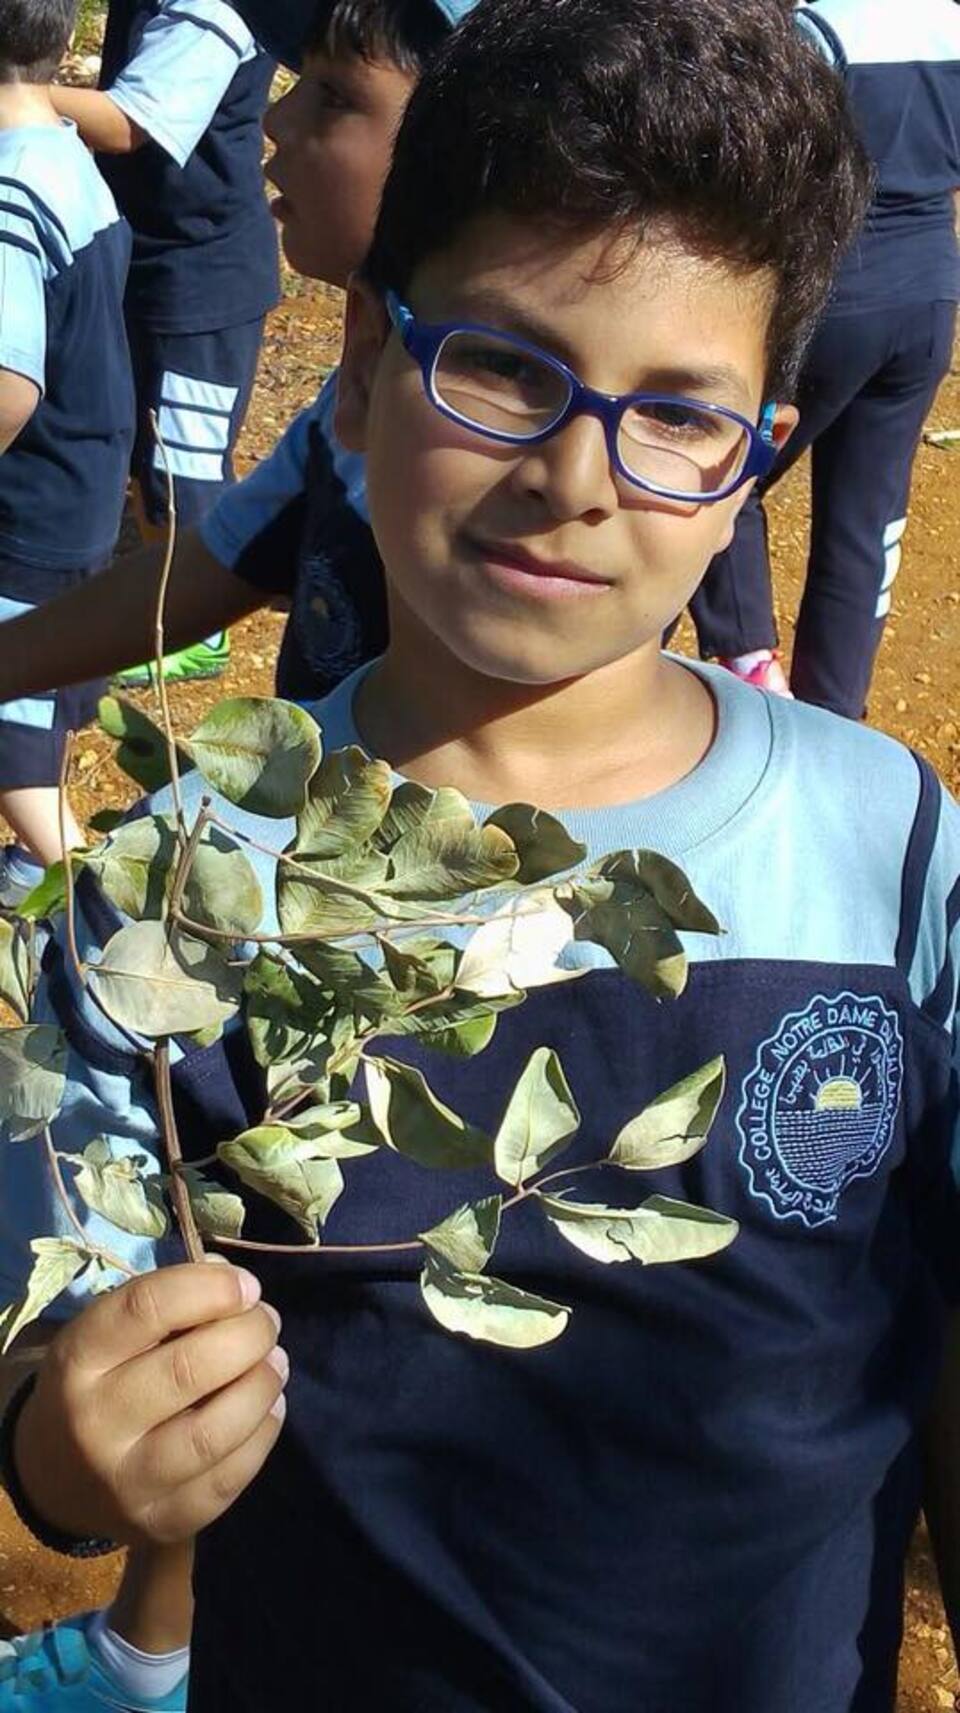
[[0, 0, 133, 891], [47, 0, 281, 686], [4, 3, 960, 1709], [0, 0, 464, 711], [689, 0, 960, 716]]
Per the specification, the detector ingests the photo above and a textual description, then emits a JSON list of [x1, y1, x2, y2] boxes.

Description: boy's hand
[[13, 1262, 287, 1547]]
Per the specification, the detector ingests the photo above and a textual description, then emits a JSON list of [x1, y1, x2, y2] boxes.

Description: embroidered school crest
[[736, 992, 903, 1228]]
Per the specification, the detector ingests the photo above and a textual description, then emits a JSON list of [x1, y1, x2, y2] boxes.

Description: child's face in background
[[264, 50, 416, 286], [338, 215, 797, 689]]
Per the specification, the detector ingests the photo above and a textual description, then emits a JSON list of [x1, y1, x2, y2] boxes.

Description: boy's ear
[[711, 401, 799, 553], [335, 278, 391, 453]]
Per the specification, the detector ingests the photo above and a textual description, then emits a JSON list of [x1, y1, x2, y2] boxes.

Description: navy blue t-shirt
[[799, 0, 960, 312], [20, 663, 960, 1713], [0, 122, 134, 573], [98, 0, 280, 333]]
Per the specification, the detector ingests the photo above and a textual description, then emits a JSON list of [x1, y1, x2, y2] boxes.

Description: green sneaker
[[113, 633, 230, 688]]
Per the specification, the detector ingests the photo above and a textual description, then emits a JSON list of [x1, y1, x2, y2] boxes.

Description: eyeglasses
[[385, 291, 778, 505]]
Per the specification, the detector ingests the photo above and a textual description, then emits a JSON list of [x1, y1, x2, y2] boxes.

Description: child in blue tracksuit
[[690, 0, 960, 718], [0, 0, 134, 888], [5, 4, 960, 1710], [49, 0, 281, 683]]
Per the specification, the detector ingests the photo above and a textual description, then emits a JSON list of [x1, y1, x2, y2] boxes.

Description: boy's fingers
[[56, 1264, 262, 1378], [139, 1406, 286, 1544], [107, 1305, 283, 1439], [136, 1352, 288, 1492]]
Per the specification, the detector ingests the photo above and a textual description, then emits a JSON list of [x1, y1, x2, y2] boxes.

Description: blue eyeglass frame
[[385, 291, 778, 503]]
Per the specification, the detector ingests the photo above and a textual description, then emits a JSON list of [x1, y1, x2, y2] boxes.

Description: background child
[[0, 0, 134, 898], [48, 0, 280, 685], [0, 0, 471, 715], [690, 0, 960, 716], [9, 4, 958, 1711]]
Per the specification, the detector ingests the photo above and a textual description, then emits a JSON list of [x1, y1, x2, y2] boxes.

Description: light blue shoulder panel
[[108, 0, 258, 167]]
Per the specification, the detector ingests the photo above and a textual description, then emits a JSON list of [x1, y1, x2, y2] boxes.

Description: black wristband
[[0, 1372, 118, 1560]]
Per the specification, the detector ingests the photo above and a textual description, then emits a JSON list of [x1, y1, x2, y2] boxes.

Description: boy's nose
[[516, 412, 620, 524]]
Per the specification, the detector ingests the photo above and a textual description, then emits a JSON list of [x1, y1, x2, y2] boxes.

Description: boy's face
[[264, 49, 416, 286], [338, 215, 796, 690]]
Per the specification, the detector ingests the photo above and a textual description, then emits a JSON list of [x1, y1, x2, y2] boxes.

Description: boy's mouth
[[467, 537, 612, 601]]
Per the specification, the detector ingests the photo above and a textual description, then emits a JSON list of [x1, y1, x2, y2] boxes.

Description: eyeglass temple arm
[[759, 400, 777, 444], [385, 291, 414, 346]]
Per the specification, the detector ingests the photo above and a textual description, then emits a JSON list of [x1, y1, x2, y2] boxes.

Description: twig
[[210, 1162, 611, 1260], [42, 1129, 139, 1279], [212, 1233, 422, 1257], [149, 408, 185, 839], [57, 732, 85, 983], [166, 800, 212, 944], [154, 1040, 205, 1263]]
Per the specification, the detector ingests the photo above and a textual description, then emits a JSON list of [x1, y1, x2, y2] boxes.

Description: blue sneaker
[[0, 1616, 187, 1711]]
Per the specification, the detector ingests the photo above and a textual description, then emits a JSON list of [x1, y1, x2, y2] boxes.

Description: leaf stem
[[154, 1040, 205, 1263], [212, 1233, 423, 1258], [42, 1129, 139, 1279], [57, 732, 85, 984], [210, 1162, 609, 1261], [166, 801, 212, 941]]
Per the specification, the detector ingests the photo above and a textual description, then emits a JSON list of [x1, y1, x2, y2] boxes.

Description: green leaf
[[276, 847, 390, 939], [599, 851, 720, 935], [376, 781, 474, 850], [456, 892, 577, 999], [244, 951, 331, 1067], [0, 1238, 91, 1353], [609, 1057, 726, 1170], [89, 922, 243, 1037], [380, 937, 450, 1001], [420, 1196, 501, 1271], [493, 1047, 579, 1189], [483, 805, 586, 884], [72, 1141, 169, 1238], [180, 826, 264, 939], [382, 821, 519, 902], [0, 918, 31, 1021], [17, 860, 71, 923], [98, 695, 189, 795], [390, 997, 509, 1058], [179, 1167, 246, 1240], [538, 1191, 738, 1265], [283, 1102, 380, 1158], [83, 815, 178, 921], [420, 1258, 570, 1348], [574, 895, 687, 1000], [293, 747, 392, 859], [183, 697, 322, 818], [0, 1025, 68, 1139], [217, 1126, 344, 1239], [365, 1056, 493, 1169]]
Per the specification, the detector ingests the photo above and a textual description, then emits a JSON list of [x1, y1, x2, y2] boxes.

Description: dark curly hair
[[310, 0, 451, 73], [0, 0, 75, 76], [365, 0, 873, 394]]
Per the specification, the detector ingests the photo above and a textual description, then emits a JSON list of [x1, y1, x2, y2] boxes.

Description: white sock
[[87, 1610, 190, 1700], [728, 648, 774, 674]]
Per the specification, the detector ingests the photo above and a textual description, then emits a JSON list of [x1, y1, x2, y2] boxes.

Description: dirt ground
[[1, 256, 959, 1703]]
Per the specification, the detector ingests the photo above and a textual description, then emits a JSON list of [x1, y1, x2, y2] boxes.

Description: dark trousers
[[690, 300, 957, 718], [128, 316, 265, 530]]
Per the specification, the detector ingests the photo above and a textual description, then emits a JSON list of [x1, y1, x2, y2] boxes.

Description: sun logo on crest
[[813, 1072, 863, 1112]]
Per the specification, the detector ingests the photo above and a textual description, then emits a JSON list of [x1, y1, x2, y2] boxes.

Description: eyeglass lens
[[433, 330, 751, 497]]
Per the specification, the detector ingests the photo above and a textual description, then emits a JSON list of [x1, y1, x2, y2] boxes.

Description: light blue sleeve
[[107, 0, 258, 167], [199, 387, 323, 569], [0, 194, 50, 392]]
